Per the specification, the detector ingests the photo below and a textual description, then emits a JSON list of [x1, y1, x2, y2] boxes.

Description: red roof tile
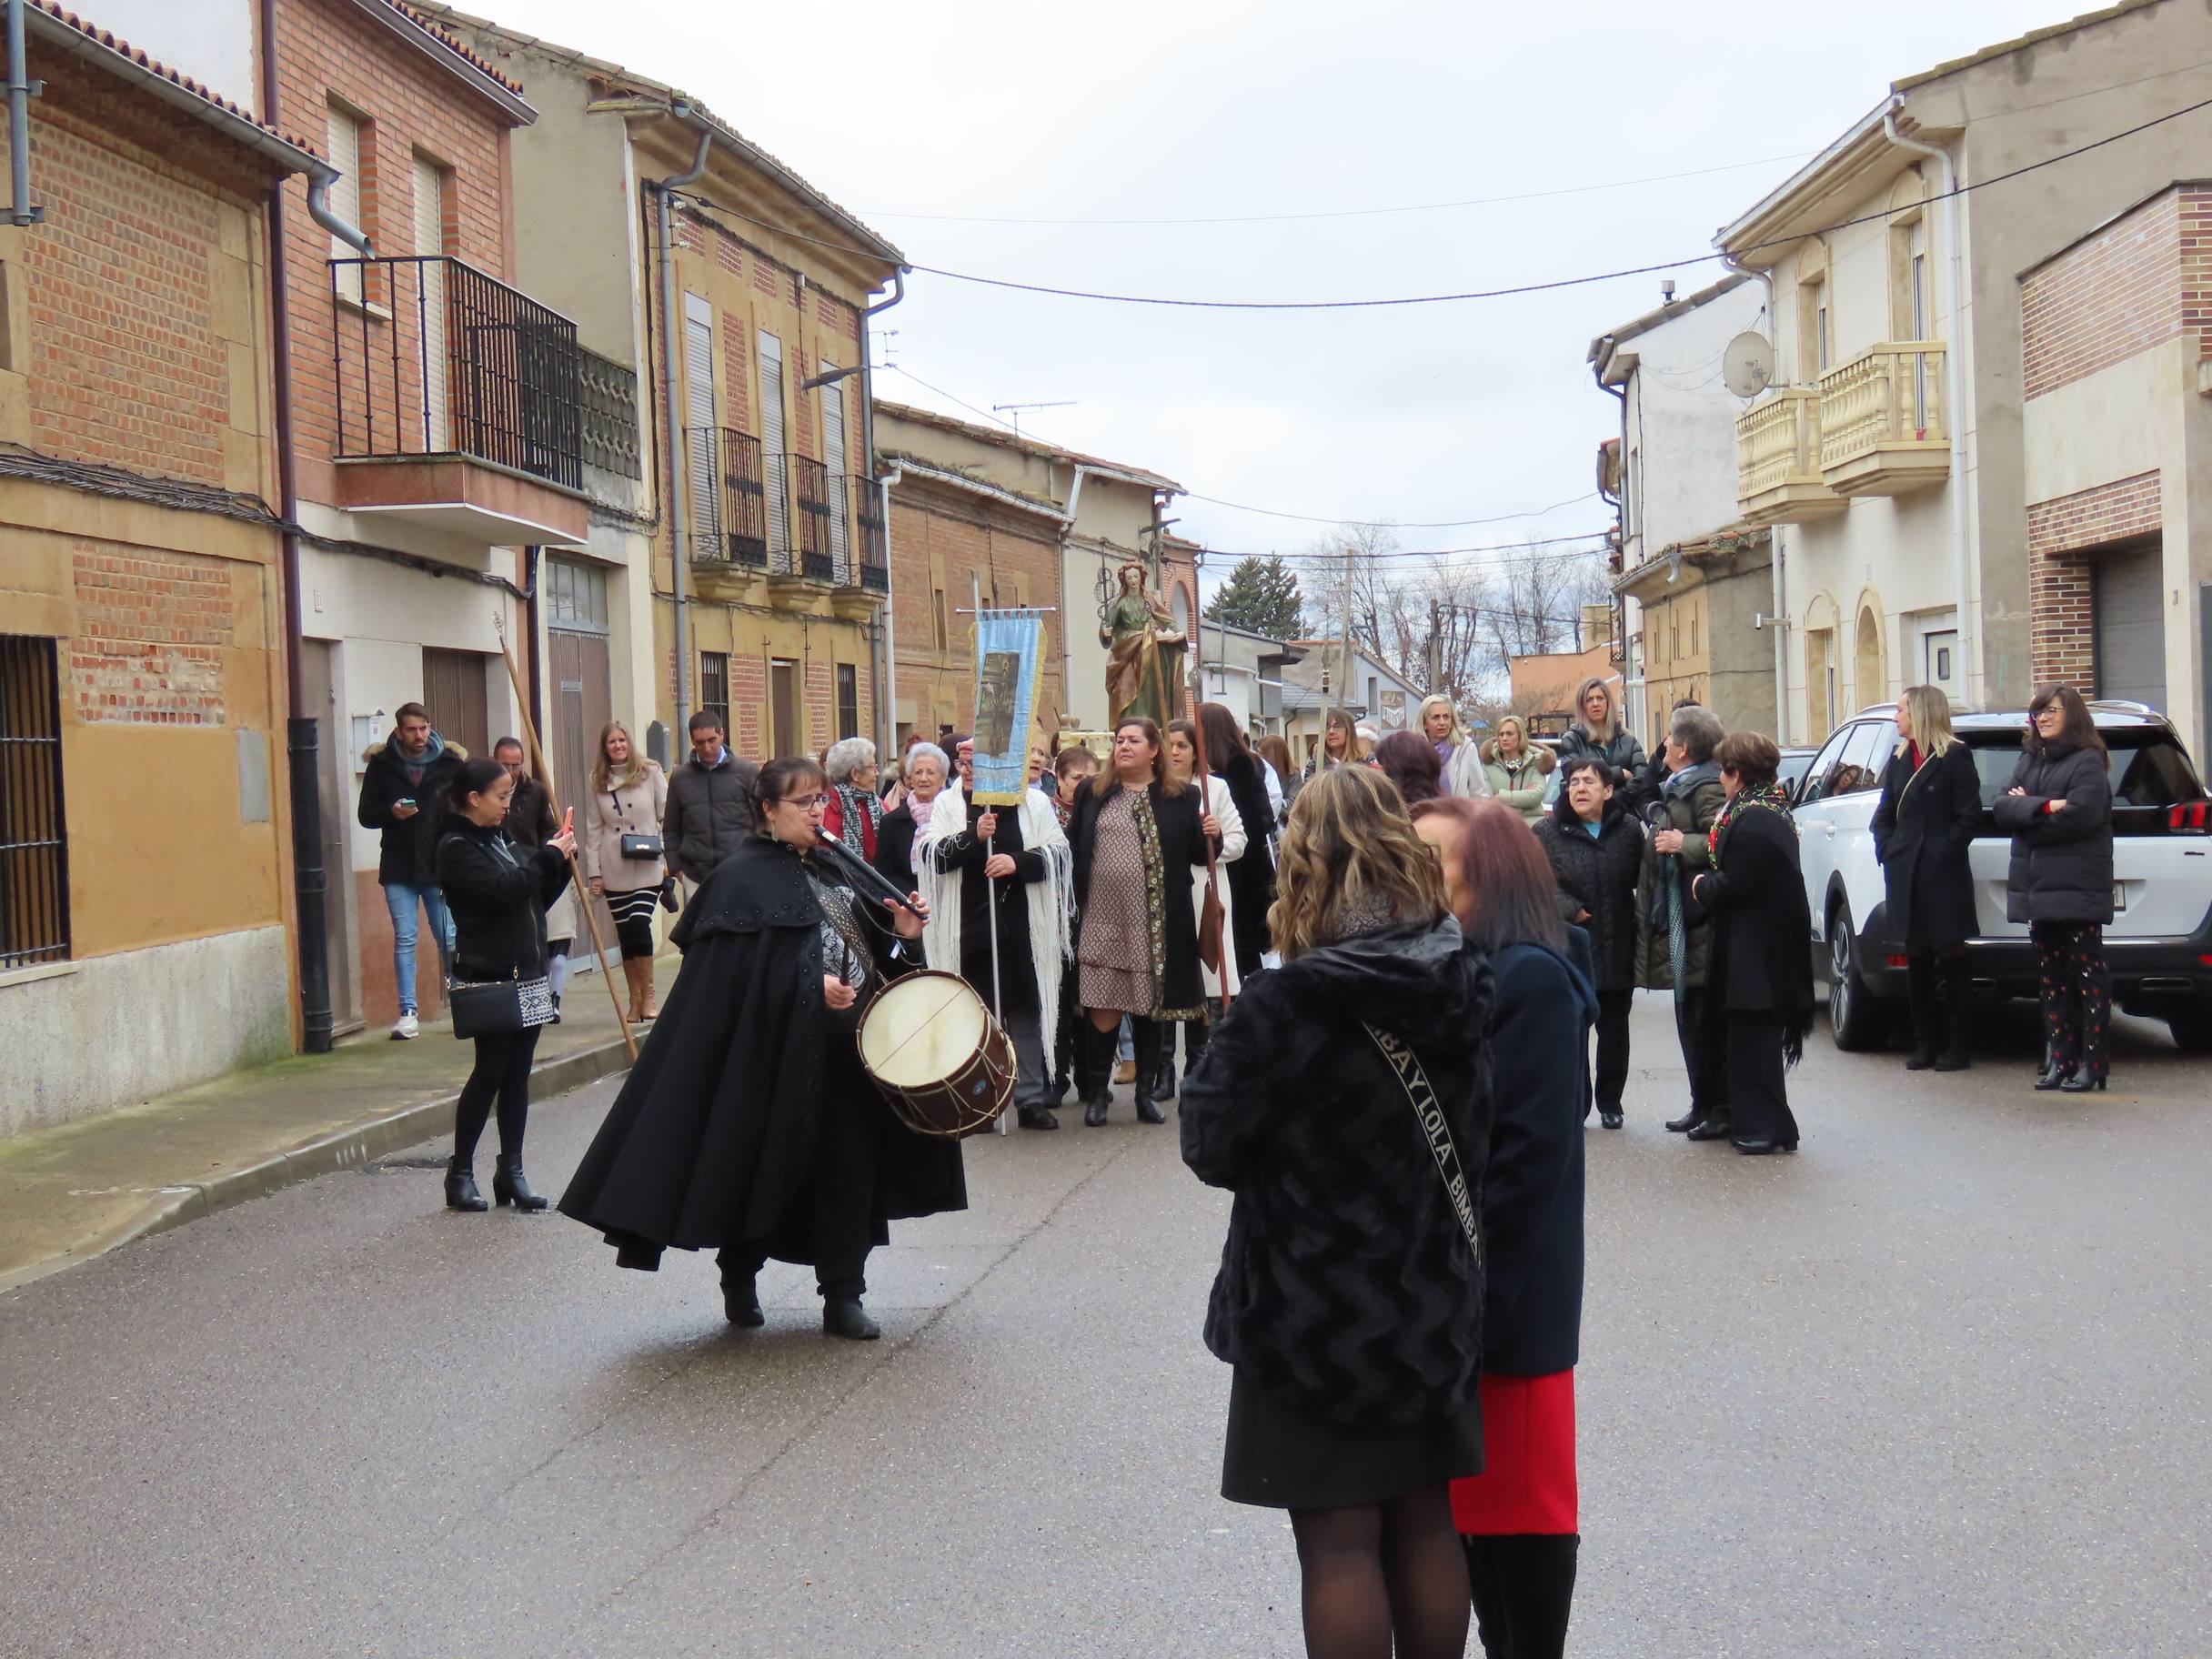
[[380, 0, 526, 96]]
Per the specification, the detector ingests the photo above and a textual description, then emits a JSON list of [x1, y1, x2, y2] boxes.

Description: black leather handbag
[[618, 832, 662, 860], [449, 970, 554, 1039]]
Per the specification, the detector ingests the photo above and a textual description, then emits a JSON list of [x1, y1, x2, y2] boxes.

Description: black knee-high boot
[[1905, 952, 1941, 1070], [1079, 1021, 1115, 1126], [1131, 1018, 1167, 1125], [1934, 953, 1973, 1071]]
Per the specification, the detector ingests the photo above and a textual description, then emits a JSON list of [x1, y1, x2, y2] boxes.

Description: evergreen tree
[[1203, 554, 1305, 639]]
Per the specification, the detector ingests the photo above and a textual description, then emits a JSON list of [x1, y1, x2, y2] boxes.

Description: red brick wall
[[274, 0, 515, 506], [15, 62, 263, 486], [69, 545, 236, 724], [889, 478, 1064, 739], [2021, 184, 2212, 399], [2025, 470, 2162, 689]]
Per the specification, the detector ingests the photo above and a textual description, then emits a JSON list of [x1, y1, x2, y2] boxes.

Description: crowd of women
[[407, 672, 2118, 1658]]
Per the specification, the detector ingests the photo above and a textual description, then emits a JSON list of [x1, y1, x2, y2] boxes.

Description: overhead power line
[[674, 88, 2212, 310], [860, 151, 1820, 226]]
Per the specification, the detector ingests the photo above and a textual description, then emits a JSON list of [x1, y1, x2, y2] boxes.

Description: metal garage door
[[2095, 542, 2166, 710]]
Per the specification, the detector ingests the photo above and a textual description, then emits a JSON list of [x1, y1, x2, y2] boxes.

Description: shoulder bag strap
[[1362, 1022, 1482, 1267]]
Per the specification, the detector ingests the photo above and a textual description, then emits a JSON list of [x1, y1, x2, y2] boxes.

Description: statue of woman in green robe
[[1101, 562, 1186, 729]]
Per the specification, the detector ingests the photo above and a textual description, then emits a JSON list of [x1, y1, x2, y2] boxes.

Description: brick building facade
[[2020, 180, 2212, 747], [0, 7, 321, 1132]]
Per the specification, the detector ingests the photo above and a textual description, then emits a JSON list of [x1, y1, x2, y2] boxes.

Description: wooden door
[[548, 629, 611, 809], [421, 648, 490, 760]]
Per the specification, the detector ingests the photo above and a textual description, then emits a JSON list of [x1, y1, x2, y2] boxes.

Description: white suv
[[1794, 702, 2212, 1052]]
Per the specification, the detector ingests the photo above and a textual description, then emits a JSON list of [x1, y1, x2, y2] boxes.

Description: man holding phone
[[357, 701, 468, 1039]]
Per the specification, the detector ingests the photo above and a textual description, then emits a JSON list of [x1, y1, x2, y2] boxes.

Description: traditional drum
[[858, 970, 1016, 1139]]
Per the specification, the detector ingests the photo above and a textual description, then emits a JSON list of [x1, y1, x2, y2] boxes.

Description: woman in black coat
[[1200, 702, 1278, 980], [434, 758, 576, 1212], [1870, 685, 1984, 1072], [1536, 756, 1644, 1130], [1992, 685, 2115, 1092], [1184, 763, 1492, 1659], [1688, 733, 1814, 1155], [560, 757, 956, 1341], [1413, 796, 1593, 1659], [1067, 718, 1217, 1127]]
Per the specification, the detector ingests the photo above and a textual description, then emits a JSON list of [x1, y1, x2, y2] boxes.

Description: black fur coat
[[1181, 916, 1493, 1428]]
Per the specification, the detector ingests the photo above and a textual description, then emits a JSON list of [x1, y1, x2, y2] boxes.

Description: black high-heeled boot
[[1932, 958, 1973, 1071], [1131, 1019, 1167, 1125], [444, 1157, 488, 1212], [1905, 954, 1941, 1071], [1080, 1021, 1114, 1127], [492, 1153, 548, 1212]]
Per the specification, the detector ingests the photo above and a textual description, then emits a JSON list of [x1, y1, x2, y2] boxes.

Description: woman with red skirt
[[1414, 799, 1594, 1658]]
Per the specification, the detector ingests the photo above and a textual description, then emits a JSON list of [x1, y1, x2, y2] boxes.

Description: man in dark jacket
[[495, 737, 558, 850], [356, 702, 467, 1040], [663, 711, 758, 890]]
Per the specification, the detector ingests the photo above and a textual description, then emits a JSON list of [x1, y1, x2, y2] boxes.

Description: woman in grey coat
[[1992, 686, 2114, 1093]]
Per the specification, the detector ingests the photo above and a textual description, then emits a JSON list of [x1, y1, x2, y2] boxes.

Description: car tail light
[[1885, 954, 1910, 969], [2199, 954, 2212, 969], [2169, 801, 2210, 831]]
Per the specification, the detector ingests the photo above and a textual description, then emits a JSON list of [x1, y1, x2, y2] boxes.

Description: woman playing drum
[[558, 756, 967, 1341]]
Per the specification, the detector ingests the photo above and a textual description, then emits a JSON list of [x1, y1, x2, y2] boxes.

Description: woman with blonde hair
[[1183, 763, 1492, 1659], [1420, 693, 1463, 770], [1483, 714, 1556, 825], [1557, 676, 1651, 811], [1871, 685, 1983, 1071], [582, 719, 669, 1023]]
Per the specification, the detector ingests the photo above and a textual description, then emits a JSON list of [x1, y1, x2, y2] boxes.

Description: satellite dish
[[1722, 332, 1775, 399]]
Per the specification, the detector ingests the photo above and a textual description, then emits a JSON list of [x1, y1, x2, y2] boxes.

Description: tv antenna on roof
[[991, 399, 1076, 437]]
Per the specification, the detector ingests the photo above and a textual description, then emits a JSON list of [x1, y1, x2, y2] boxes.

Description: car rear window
[[1963, 729, 2206, 812]]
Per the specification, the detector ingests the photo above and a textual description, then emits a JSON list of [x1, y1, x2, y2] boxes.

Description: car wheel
[[1827, 904, 1887, 1051], [2169, 1009, 2212, 1054]]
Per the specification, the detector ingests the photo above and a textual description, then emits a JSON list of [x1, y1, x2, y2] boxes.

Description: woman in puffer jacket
[[1993, 684, 2115, 1093], [1482, 715, 1556, 825], [1556, 677, 1654, 814]]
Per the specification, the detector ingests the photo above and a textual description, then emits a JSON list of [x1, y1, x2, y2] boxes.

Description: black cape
[[557, 835, 966, 1266]]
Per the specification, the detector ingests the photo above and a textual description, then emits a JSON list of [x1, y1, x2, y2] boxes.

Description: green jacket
[[1482, 740, 1555, 824], [1633, 763, 1726, 990]]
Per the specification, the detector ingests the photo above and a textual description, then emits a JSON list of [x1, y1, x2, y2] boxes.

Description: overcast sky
[[495, 0, 2076, 584]]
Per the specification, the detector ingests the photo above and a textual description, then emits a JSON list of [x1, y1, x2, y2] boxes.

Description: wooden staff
[[492, 612, 638, 1062]]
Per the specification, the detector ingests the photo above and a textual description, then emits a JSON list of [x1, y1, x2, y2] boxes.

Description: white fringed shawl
[[915, 782, 1075, 1060]]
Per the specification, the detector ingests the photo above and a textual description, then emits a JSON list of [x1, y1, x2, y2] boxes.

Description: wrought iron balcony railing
[[330, 255, 584, 492], [686, 427, 768, 567], [849, 475, 889, 591], [791, 454, 836, 582]]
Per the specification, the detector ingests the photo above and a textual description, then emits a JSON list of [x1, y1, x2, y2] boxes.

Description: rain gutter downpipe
[[1718, 244, 1788, 743], [654, 112, 712, 738], [1589, 341, 1635, 739], [1885, 98, 1974, 710], [861, 271, 906, 756], [260, 0, 370, 1054], [6, 0, 41, 226]]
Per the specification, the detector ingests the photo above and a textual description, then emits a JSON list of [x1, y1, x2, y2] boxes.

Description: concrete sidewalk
[[0, 956, 672, 1293]]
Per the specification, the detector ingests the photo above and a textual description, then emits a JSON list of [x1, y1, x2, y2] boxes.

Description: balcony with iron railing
[[1815, 341, 1948, 498], [329, 256, 589, 546], [687, 427, 769, 569], [790, 455, 838, 586], [685, 442, 887, 610], [1735, 387, 1845, 526]]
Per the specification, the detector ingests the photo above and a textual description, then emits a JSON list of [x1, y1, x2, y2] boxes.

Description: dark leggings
[[2035, 920, 2110, 1081], [454, 1025, 542, 1161], [1289, 1484, 1470, 1659], [1593, 989, 1632, 1115]]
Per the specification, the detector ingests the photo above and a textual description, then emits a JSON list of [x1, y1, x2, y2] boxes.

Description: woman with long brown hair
[[1412, 797, 1593, 1658], [1184, 764, 1492, 1659], [1067, 717, 1219, 1126], [582, 719, 669, 1023], [1995, 684, 2116, 1091]]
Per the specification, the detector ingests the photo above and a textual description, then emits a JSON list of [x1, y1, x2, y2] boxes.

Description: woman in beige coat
[[1482, 714, 1557, 825], [581, 720, 669, 1022]]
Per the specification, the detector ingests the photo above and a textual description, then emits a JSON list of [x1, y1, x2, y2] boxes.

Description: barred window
[[699, 652, 730, 738], [836, 663, 859, 741], [0, 636, 68, 970]]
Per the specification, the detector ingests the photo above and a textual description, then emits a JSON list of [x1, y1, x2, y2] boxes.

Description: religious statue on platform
[[1101, 561, 1186, 729]]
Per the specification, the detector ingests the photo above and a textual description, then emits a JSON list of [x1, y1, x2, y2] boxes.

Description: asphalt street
[[2, 993, 2207, 1658]]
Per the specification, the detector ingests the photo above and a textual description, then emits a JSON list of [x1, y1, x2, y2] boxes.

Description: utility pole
[[1426, 597, 1443, 695]]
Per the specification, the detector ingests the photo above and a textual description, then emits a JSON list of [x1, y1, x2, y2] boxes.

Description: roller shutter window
[[2094, 542, 2166, 712]]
